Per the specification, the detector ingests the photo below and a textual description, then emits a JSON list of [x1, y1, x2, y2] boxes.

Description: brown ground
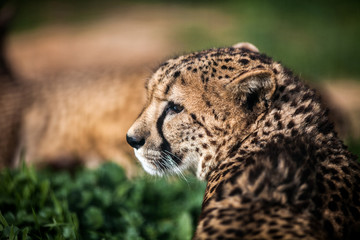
[[4, 5, 359, 171], [7, 6, 175, 80], [7, 5, 233, 81]]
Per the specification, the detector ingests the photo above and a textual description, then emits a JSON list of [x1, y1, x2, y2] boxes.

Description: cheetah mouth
[[134, 149, 161, 175], [134, 148, 185, 176]]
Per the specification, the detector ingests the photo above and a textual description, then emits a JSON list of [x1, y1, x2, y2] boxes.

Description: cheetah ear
[[232, 42, 259, 53], [225, 69, 276, 110]]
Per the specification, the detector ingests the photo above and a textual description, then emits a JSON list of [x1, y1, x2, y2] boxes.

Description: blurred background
[[0, 0, 360, 239], [6, 0, 360, 146]]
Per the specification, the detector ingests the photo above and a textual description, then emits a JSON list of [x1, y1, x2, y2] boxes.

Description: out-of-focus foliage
[[348, 138, 360, 159], [0, 162, 205, 239], [175, 0, 360, 80]]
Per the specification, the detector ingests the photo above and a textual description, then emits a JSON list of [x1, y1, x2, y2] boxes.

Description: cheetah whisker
[[163, 150, 189, 182]]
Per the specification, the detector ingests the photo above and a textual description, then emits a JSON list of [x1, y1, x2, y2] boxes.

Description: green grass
[[347, 138, 360, 159], [0, 162, 206, 240]]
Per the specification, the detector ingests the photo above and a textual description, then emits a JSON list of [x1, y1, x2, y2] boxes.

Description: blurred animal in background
[[19, 70, 146, 175], [1, 61, 146, 176], [0, 4, 147, 175]]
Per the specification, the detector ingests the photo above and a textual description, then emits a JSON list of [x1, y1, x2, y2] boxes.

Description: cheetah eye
[[166, 102, 184, 114]]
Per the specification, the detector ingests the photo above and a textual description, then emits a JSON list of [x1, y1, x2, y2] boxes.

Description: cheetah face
[[127, 45, 277, 179], [126, 68, 212, 177]]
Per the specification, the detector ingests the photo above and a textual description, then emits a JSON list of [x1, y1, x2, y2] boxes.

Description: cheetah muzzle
[[127, 43, 360, 239]]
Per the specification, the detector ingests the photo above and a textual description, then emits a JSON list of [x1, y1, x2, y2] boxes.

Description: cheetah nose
[[126, 134, 145, 150]]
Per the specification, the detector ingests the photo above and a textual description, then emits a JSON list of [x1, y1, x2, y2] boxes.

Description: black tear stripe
[[156, 106, 181, 165]]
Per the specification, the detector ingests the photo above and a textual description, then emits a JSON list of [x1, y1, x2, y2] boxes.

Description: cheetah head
[[127, 43, 278, 180]]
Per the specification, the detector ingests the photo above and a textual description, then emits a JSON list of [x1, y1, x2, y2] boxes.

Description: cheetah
[[126, 43, 360, 239], [0, 69, 147, 174]]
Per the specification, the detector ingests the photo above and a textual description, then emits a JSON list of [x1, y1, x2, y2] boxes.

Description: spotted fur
[[127, 43, 360, 239]]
